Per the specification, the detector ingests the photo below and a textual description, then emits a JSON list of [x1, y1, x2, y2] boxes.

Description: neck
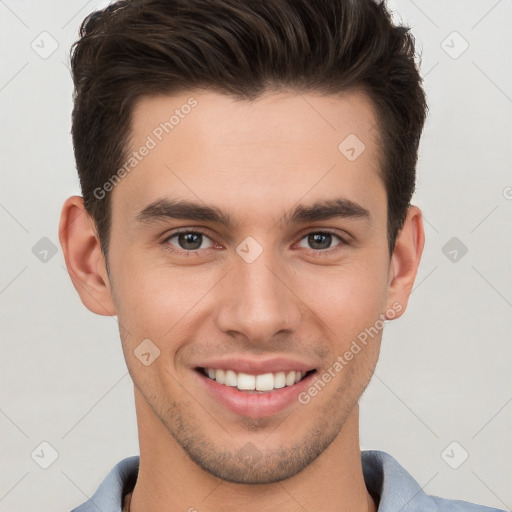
[[128, 389, 376, 512]]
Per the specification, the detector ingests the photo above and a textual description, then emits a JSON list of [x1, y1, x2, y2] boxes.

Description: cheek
[[110, 254, 219, 346], [293, 257, 390, 336]]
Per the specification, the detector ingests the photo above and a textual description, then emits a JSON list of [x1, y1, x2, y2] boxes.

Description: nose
[[214, 247, 302, 345]]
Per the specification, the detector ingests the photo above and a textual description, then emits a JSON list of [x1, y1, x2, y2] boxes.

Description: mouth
[[195, 366, 318, 418], [196, 367, 316, 392]]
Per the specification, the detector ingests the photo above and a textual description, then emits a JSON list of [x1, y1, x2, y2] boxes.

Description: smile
[[200, 367, 313, 392]]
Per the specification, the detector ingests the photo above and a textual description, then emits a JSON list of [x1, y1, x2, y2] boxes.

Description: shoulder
[[70, 455, 139, 512], [430, 495, 506, 512], [361, 450, 506, 512]]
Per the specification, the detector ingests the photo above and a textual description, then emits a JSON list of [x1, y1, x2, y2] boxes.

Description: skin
[[59, 89, 424, 512]]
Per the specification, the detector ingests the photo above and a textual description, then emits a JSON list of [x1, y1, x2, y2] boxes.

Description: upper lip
[[195, 356, 316, 375]]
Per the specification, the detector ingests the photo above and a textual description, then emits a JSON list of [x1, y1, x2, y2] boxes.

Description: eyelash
[[161, 229, 348, 258]]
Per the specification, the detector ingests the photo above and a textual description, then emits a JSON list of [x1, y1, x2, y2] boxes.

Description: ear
[[385, 205, 425, 319], [58, 195, 116, 316]]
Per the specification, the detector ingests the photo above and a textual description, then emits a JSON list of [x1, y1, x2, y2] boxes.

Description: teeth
[[204, 368, 307, 391], [237, 372, 256, 390], [285, 371, 296, 386], [255, 373, 274, 391], [274, 371, 286, 389], [215, 369, 225, 384], [224, 370, 238, 387]]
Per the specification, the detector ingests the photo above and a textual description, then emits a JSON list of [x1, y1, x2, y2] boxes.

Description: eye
[[163, 230, 219, 255], [162, 229, 348, 258], [296, 231, 346, 254]]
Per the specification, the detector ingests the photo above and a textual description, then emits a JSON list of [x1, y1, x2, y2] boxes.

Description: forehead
[[112, 88, 385, 229], [130, 88, 379, 155]]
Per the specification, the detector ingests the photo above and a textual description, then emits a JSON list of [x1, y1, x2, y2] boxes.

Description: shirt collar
[[71, 450, 496, 512]]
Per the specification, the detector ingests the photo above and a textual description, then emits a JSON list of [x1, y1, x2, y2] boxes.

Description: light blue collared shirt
[[71, 450, 506, 511]]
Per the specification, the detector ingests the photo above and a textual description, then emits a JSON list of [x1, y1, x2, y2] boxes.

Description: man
[[59, 0, 505, 511]]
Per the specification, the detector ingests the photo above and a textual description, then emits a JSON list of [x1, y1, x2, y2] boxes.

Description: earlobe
[[385, 205, 425, 319], [58, 195, 117, 316]]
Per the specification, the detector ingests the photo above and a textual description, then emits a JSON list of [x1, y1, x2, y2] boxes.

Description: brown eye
[[164, 230, 216, 255], [297, 231, 344, 252], [175, 232, 203, 250]]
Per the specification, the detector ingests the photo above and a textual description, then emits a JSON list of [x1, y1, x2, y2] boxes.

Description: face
[[105, 89, 397, 483]]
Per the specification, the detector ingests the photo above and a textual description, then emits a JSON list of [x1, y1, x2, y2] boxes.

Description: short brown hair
[[70, 0, 427, 258]]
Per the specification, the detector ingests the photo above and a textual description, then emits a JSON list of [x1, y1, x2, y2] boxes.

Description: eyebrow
[[135, 197, 371, 228]]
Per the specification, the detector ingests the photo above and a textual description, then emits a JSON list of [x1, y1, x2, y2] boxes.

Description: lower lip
[[196, 370, 316, 418]]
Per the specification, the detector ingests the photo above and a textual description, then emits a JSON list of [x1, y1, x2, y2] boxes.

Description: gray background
[[1, 0, 511, 510]]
